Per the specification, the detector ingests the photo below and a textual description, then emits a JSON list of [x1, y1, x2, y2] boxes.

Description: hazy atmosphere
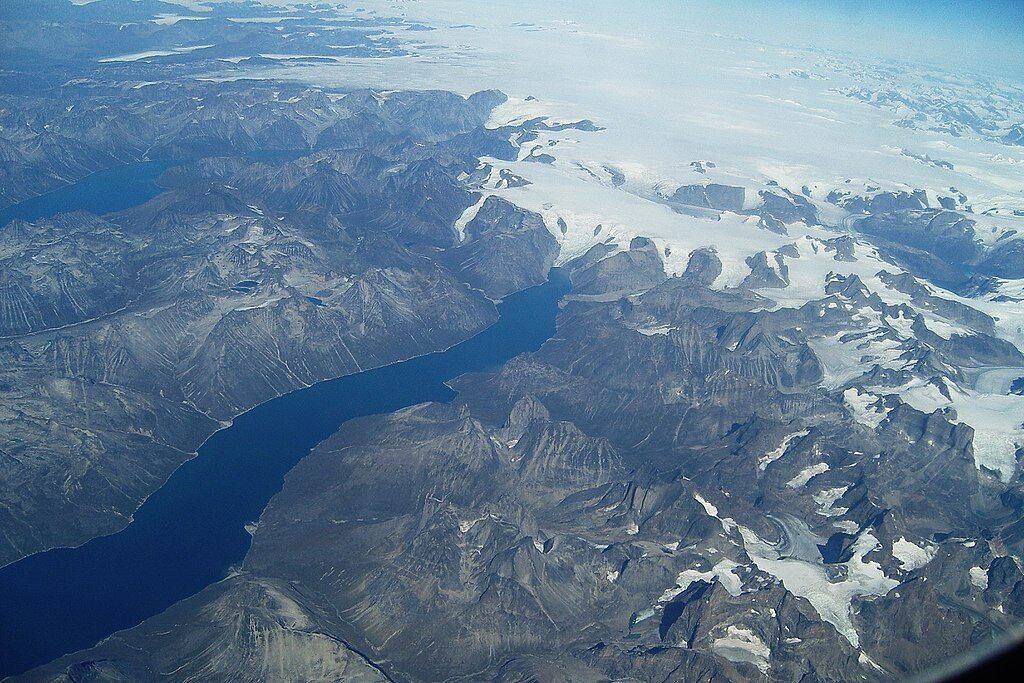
[[3, 1, 1024, 681]]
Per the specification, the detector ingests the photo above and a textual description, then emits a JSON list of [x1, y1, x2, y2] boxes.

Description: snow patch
[[711, 626, 771, 675], [787, 463, 829, 488], [695, 492, 737, 532], [740, 526, 898, 647], [892, 537, 936, 572], [812, 486, 849, 518], [758, 429, 810, 471], [454, 194, 488, 241], [658, 558, 743, 603], [843, 388, 891, 429]]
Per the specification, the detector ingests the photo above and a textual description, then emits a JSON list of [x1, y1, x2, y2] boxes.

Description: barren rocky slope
[[29, 245, 1024, 681], [0, 81, 561, 567]]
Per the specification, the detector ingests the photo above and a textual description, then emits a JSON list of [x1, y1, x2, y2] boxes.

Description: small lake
[[0, 151, 328, 227], [0, 160, 175, 226], [0, 162, 571, 677]]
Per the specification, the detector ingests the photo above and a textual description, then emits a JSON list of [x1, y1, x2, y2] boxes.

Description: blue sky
[[707, 0, 1024, 80]]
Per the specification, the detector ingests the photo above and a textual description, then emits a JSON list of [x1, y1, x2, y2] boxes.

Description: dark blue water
[[0, 160, 174, 226], [0, 269, 570, 678]]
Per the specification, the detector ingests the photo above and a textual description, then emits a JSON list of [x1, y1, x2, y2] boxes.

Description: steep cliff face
[[447, 195, 560, 299]]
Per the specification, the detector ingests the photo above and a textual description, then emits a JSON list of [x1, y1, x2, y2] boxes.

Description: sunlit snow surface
[[201, 2, 1024, 489], [99, 44, 213, 62], [740, 523, 899, 648]]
